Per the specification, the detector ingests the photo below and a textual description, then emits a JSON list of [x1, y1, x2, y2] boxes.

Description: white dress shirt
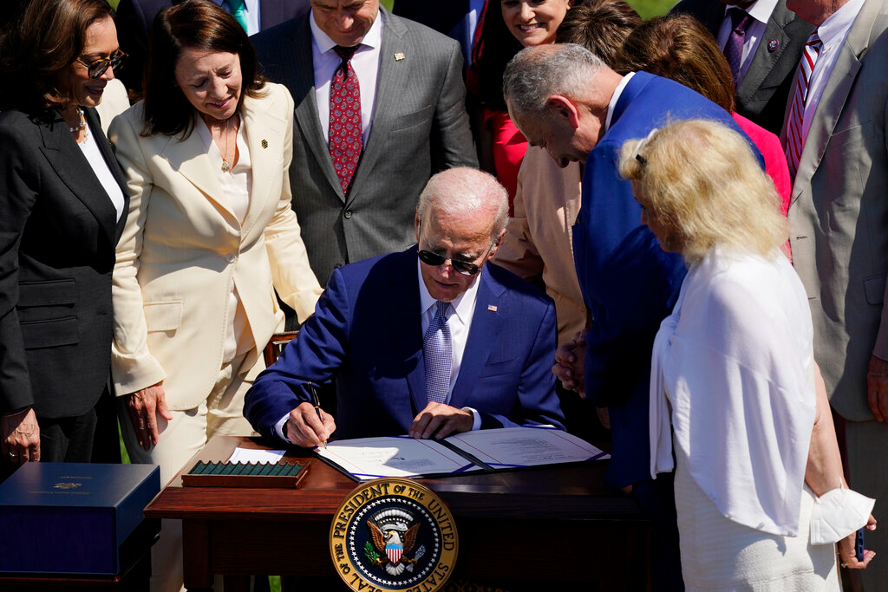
[[309, 10, 383, 145], [77, 125, 125, 222], [798, 0, 865, 148], [715, 0, 779, 84]]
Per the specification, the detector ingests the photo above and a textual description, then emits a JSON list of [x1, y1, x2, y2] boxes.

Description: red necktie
[[784, 32, 823, 178], [329, 45, 362, 195]]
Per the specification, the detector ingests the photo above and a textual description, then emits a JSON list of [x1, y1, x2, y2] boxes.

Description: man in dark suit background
[[114, 0, 310, 93], [244, 167, 563, 448], [251, 0, 478, 291], [671, 0, 812, 135]]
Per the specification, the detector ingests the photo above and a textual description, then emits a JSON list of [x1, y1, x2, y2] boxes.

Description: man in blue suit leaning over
[[245, 167, 564, 448], [503, 44, 762, 591]]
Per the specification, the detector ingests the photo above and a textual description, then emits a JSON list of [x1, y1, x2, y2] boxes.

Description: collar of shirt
[[604, 71, 635, 134], [722, 0, 778, 26], [309, 7, 384, 56], [417, 257, 481, 330], [309, 9, 384, 145], [817, 0, 865, 50]]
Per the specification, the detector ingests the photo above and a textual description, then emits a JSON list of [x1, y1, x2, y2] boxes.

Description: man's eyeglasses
[[417, 249, 483, 276], [77, 50, 127, 79]]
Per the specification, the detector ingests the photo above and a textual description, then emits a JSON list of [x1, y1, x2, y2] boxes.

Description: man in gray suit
[[783, 0, 887, 588], [671, 0, 813, 135], [252, 0, 478, 290]]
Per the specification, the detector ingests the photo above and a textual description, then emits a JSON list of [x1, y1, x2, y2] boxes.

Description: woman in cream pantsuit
[[108, 1, 322, 588]]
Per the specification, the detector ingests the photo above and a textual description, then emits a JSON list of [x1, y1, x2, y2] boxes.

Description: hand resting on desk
[[409, 402, 473, 440]]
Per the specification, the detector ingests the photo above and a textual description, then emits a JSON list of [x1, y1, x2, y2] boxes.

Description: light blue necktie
[[423, 301, 452, 403], [226, 0, 249, 33]]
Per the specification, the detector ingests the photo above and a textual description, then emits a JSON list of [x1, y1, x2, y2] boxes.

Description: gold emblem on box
[[330, 478, 458, 591], [53, 482, 82, 490]]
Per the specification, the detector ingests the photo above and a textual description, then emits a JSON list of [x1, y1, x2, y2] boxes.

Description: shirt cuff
[[274, 414, 291, 444], [462, 407, 482, 431]]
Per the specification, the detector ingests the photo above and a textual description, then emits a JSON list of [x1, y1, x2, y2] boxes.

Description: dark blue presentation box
[[0, 463, 160, 575]]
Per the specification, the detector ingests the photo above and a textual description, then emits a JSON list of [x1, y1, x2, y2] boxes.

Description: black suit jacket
[[114, 0, 311, 93], [0, 108, 128, 418], [671, 0, 813, 135]]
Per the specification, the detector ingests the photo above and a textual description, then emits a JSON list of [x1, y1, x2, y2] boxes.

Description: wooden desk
[[145, 436, 651, 591]]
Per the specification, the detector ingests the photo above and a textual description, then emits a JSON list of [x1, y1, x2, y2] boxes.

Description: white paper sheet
[[314, 436, 483, 480], [229, 447, 285, 464], [444, 426, 609, 467]]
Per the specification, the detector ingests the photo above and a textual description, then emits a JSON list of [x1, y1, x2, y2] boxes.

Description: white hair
[[502, 43, 604, 117], [416, 167, 509, 242]]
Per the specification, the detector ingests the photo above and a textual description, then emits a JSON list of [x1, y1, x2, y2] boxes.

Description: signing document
[[315, 426, 609, 481]]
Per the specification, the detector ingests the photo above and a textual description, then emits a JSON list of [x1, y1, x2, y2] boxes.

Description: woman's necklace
[[68, 107, 88, 143], [220, 117, 233, 172]]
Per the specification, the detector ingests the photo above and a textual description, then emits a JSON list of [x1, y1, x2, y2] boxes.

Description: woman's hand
[[1, 407, 40, 465], [837, 515, 877, 569], [125, 381, 173, 451]]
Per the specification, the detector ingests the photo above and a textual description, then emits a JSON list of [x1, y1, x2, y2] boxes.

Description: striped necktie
[[784, 32, 823, 178], [423, 301, 452, 404]]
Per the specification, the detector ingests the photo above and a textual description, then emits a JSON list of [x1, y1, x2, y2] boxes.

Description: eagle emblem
[[365, 509, 426, 576]]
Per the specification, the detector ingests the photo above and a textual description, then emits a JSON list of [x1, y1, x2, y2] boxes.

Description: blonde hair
[[619, 119, 787, 265]]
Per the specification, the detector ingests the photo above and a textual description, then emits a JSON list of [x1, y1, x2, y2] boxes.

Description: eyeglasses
[[417, 249, 483, 276], [77, 50, 127, 79]]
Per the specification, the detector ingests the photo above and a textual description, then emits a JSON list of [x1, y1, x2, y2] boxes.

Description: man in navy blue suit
[[503, 43, 762, 591], [244, 167, 564, 448]]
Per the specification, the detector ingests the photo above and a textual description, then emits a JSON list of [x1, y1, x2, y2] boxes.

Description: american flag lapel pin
[[487, 305, 498, 312], [394, 52, 405, 61]]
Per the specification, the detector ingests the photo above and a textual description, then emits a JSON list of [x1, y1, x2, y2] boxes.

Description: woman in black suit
[[0, 0, 128, 466]]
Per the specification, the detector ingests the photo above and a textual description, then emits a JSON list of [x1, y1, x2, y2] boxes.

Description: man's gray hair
[[417, 167, 509, 241], [502, 43, 604, 117]]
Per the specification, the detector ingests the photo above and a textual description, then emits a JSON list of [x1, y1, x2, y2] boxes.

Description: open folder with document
[[314, 425, 610, 481]]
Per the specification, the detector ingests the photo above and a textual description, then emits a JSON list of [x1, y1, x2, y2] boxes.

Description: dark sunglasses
[[417, 249, 482, 276], [77, 50, 127, 79]]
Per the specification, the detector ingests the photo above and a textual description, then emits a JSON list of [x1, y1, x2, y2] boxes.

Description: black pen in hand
[[308, 382, 327, 448]]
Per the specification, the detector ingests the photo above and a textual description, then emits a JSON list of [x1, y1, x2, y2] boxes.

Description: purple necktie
[[424, 301, 452, 404], [724, 8, 752, 87]]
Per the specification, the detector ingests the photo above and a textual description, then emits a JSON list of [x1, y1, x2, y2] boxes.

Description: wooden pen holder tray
[[181, 460, 310, 488]]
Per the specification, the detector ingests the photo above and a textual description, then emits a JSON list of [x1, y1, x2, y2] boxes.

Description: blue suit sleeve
[[244, 267, 351, 445], [579, 149, 687, 408]]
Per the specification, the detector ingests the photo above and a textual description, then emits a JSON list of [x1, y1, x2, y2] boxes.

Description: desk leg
[[183, 520, 213, 591]]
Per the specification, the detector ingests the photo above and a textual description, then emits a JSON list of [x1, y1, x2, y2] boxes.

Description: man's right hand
[[553, 330, 587, 396], [125, 381, 172, 451], [284, 402, 336, 448]]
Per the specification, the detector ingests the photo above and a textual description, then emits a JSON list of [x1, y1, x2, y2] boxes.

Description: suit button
[[225, 253, 236, 263], [343, 210, 352, 219]]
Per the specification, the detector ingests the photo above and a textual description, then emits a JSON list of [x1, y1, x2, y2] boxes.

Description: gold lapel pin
[[487, 305, 498, 312], [261, 139, 268, 149], [394, 52, 405, 61]]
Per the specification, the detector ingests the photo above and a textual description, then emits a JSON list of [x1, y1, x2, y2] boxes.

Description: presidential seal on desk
[[329, 478, 458, 591]]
